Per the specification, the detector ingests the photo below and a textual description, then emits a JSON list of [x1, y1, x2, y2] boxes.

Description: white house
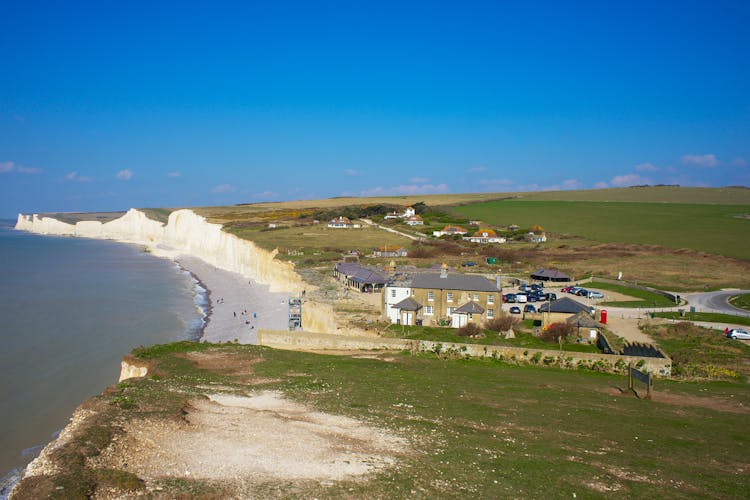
[[328, 216, 360, 228], [404, 215, 424, 226], [463, 228, 506, 244], [383, 283, 413, 324], [433, 225, 468, 237]]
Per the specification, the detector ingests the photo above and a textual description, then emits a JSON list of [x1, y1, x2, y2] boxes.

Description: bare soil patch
[[603, 387, 749, 414], [95, 391, 408, 485]]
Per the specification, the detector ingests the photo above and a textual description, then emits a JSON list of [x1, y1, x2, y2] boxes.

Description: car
[[461, 261, 477, 267], [515, 293, 528, 303], [503, 293, 516, 303], [575, 288, 589, 296], [727, 329, 750, 340], [509, 306, 521, 314], [518, 284, 532, 292], [523, 304, 537, 313], [567, 287, 582, 295], [587, 291, 604, 299], [527, 295, 537, 302], [561, 286, 574, 293], [531, 283, 543, 290]]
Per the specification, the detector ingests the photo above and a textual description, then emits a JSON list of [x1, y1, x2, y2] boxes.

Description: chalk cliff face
[[15, 208, 336, 334]]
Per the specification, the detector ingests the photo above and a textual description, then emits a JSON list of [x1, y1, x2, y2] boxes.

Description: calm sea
[[0, 220, 205, 493]]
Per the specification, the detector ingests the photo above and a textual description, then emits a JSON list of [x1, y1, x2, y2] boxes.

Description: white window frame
[[447, 307, 453, 315], [424, 305, 434, 316], [391, 289, 396, 298], [487, 308, 494, 319], [447, 292, 454, 303], [487, 294, 494, 304], [428, 291, 434, 302], [473, 293, 480, 301]]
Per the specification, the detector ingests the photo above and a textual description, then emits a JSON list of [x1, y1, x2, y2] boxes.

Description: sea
[[0, 220, 207, 496]]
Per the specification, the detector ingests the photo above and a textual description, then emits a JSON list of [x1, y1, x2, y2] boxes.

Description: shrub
[[457, 323, 483, 337], [485, 314, 520, 333], [539, 322, 575, 343]]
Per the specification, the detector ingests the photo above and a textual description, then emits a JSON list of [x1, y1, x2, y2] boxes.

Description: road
[[359, 218, 427, 241], [682, 290, 750, 317]]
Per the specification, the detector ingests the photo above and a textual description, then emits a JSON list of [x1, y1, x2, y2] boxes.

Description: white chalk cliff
[[15, 209, 337, 334]]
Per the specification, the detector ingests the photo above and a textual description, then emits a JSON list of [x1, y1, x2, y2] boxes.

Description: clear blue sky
[[1, 0, 749, 216]]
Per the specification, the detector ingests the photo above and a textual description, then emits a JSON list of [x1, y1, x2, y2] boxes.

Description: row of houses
[[433, 225, 547, 244]]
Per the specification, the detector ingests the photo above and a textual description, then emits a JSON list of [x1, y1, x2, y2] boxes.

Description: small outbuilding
[[530, 268, 571, 282]]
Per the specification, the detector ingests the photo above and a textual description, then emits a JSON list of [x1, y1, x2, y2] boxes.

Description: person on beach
[[233, 311, 236, 317]]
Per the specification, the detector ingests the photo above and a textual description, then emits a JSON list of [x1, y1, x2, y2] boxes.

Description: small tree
[[539, 322, 575, 343]]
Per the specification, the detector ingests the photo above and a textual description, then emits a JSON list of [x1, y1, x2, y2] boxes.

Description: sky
[[1, 0, 749, 217]]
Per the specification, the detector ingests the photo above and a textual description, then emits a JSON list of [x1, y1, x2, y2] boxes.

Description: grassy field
[[225, 223, 412, 266], [642, 321, 750, 379], [653, 311, 750, 327], [14, 342, 748, 498], [729, 293, 750, 311], [588, 280, 677, 308], [454, 200, 750, 260]]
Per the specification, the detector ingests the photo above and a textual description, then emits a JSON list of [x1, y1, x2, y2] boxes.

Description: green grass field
[[15, 342, 746, 498], [729, 293, 750, 311], [454, 200, 750, 259], [588, 280, 677, 308], [653, 311, 750, 327]]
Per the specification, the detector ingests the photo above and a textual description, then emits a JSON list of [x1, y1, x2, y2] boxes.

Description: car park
[[509, 306, 521, 314], [523, 304, 536, 313], [727, 329, 750, 340]]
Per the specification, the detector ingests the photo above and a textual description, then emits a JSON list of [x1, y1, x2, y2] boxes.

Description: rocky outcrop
[[16, 208, 336, 333], [119, 356, 150, 382]]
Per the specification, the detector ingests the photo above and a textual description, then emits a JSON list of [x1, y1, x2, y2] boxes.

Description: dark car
[[509, 306, 521, 314], [575, 288, 589, 296], [527, 294, 537, 302], [523, 304, 537, 313], [461, 261, 477, 267], [504, 293, 517, 303]]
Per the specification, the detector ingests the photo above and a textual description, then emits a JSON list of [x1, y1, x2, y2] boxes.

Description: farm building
[[374, 245, 408, 258], [333, 262, 388, 293], [383, 264, 501, 327], [463, 228, 506, 244], [530, 268, 571, 282]]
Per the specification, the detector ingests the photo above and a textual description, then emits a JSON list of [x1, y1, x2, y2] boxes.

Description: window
[[428, 291, 434, 301], [424, 305, 434, 315], [391, 289, 396, 298], [447, 307, 453, 315], [473, 293, 479, 301], [447, 292, 454, 303], [487, 308, 494, 319], [487, 294, 495, 304]]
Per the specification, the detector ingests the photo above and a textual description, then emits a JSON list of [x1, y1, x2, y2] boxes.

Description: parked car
[[575, 288, 589, 296], [531, 283, 543, 290], [503, 293, 516, 303], [523, 304, 537, 313], [587, 291, 604, 299], [561, 286, 574, 293], [509, 306, 521, 314], [519, 284, 532, 292], [727, 329, 750, 340], [515, 294, 528, 303], [567, 287, 583, 295], [541, 292, 557, 301], [461, 261, 477, 267]]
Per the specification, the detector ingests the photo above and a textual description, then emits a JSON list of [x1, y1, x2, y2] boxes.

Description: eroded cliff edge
[[15, 208, 336, 334]]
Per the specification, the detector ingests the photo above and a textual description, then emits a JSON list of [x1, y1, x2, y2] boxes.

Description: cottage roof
[[566, 311, 600, 328], [393, 296, 423, 311], [454, 301, 486, 314], [375, 245, 405, 252], [410, 272, 499, 292], [329, 216, 352, 224], [335, 262, 387, 284], [530, 268, 570, 281], [442, 225, 468, 233], [538, 297, 590, 314], [471, 228, 498, 238]]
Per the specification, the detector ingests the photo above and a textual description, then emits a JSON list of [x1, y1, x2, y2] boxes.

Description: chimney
[[496, 275, 501, 290], [440, 262, 448, 279]]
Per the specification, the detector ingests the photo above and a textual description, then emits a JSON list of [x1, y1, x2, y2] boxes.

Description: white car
[[727, 329, 750, 340], [587, 291, 604, 299]]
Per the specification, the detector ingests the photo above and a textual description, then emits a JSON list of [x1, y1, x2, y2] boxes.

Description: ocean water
[[0, 221, 205, 492]]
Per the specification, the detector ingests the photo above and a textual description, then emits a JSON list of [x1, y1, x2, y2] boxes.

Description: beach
[[176, 255, 291, 344]]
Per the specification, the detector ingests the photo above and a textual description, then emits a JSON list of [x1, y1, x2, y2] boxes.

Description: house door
[[452, 313, 466, 328], [403, 312, 413, 325]]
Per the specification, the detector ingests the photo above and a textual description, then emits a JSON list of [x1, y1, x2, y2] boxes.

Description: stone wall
[[257, 329, 673, 377]]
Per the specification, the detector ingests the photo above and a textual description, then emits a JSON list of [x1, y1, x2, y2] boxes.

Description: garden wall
[[257, 329, 672, 377]]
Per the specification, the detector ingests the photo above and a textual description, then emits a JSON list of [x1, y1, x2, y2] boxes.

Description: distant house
[[374, 246, 408, 258], [508, 224, 520, 231], [404, 215, 424, 226], [527, 232, 547, 243], [327, 216, 360, 229], [384, 206, 417, 220], [469, 220, 483, 226], [433, 225, 468, 237], [463, 228, 506, 244]]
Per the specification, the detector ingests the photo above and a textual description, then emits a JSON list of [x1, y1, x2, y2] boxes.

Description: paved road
[[683, 290, 750, 317]]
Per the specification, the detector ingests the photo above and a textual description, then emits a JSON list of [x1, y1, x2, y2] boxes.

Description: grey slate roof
[[530, 268, 571, 281], [538, 297, 590, 314], [335, 262, 387, 285], [410, 272, 499, 292], [393, 296, 423, 311], [566, 311, 600, 328], [454, 301, 486, 314]]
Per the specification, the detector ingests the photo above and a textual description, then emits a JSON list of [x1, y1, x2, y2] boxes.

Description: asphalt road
[[683, 290, 750, 317]]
